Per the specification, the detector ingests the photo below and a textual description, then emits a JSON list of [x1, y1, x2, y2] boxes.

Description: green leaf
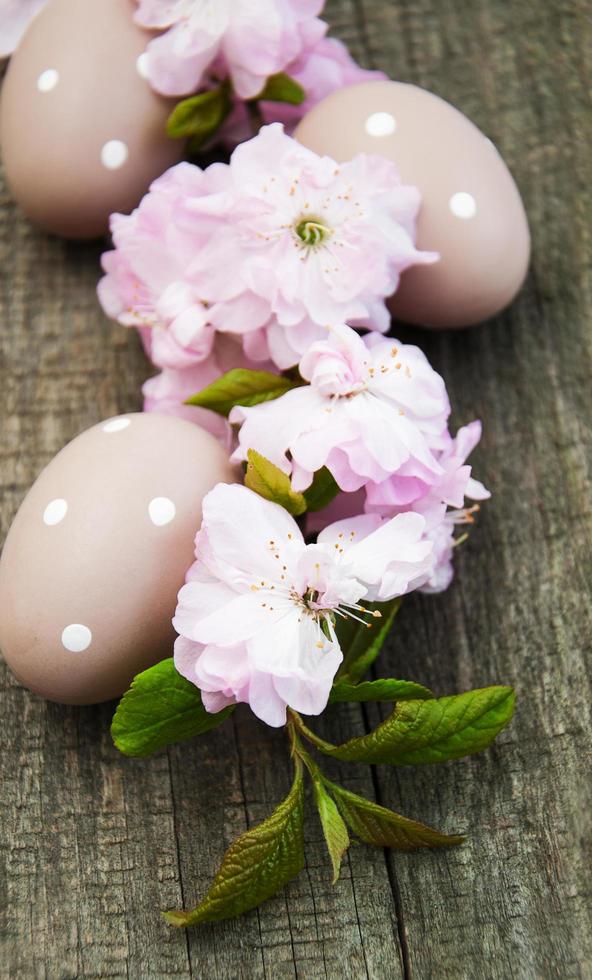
[[256, 72, 306, 105], [166, 84, 232, 147], [317, 687, 516, 766], [337, 598, 402, 683], [302, 467, 340, 513], [326, 780, 464, 851], [185, 368, 300, 417], [311, 774, 350, 884], [329, 677, 434, 704], [164, 762, 305, 926], [111, 659, 234, 757], [245, 449, 307, 516]]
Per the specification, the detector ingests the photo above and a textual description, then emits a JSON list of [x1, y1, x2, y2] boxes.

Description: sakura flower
[[366, 422, 491, 593], [231, 323, 450, 493], [365, 420, 490, 510], [0, 0, 47, 58], [182, 124, 437, 367], [221, 31, 386, 144], [100, 126, 434, 372], [98, 161, 270, 370], [134, 0, 324, 98], [173, 483, 432, 727]]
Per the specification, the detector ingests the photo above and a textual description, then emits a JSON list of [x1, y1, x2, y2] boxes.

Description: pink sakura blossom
[[100, 125, 434, 372], [0, 0, 47, 58], [173, 483, 433, 727], [231, 323, 450, 493], [97, 160, 270, 371], [366, 422, 491, 593], [222, 33, 386, 144], [134, 0, 324, 98], [181, 124, 437, 367]]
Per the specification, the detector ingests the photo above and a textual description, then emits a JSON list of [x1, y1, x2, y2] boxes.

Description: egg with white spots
[[0, 0, 184, 238], [295, 80, 531, 328], [0, 413, 236, 704]]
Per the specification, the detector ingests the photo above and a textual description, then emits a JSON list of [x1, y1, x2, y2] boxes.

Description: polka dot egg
[[0, 414, 236, 704], [294, 80, 530, 328], [0, 0, 184, 238]]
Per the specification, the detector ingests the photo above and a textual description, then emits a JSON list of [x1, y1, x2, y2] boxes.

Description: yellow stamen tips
[[399, 409, 405, 416], [372, 610, 382, 618], [391, 346, 399, 357], [366, 623, 372, 629], [250, 585, 259, 592], [287, 533, 293, 540], [316, 642, 324, 650], [395, 362, 402, 370], [338, 533, 344, 539]]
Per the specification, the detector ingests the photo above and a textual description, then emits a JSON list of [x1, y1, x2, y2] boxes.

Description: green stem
[[288, 710, 336, 755]]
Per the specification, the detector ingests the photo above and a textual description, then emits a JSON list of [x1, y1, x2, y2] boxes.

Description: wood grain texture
[[1, 0, 591, 977]]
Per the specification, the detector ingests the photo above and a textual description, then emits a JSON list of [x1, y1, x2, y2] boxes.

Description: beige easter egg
[[0, 413, 235, 704], [0, 0, 184, 238], [295, 80, 530, 328]]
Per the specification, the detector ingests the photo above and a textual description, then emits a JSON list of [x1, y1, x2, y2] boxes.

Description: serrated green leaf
[[166, 84, 232, 146], [111, 659, 233, 757], [164, 762, 305, 926], [185, 368, 300, 417], [245, 449, 307, 516], [329, 677, 434, 704], [317, 687, 516, 765], [326, 780, 464, 850], [302, 467, 340, 513], [256, 72, 306, 105], [311, 775, 350, 884], [337, 598, 402, 683]]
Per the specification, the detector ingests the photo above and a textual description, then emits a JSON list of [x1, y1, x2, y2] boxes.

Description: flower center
[[294, 216, 332, 249]]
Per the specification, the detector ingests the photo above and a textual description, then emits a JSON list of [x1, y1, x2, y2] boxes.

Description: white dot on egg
[[136, 52, 150, 80], [148, 497, 176, 527], [102, 417, 131, 433], [61, 624, 92, 653], [100, 140, 129, 170], [37, 68, 59, 93], [365, 111, 397, 137], [449, 191, 477, 220], [43, 498, 68, 526]]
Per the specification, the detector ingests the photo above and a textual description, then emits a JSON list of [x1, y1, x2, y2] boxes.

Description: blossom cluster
[[99, 123, 436, 380], [97, 119, 489, 728], [133, 0, 384, 133]]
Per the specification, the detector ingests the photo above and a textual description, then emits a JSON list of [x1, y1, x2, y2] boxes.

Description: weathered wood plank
[[351, 0, 592, 976]]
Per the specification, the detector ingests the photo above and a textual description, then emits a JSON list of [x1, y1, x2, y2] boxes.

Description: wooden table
[[1, 1, 591, 976]]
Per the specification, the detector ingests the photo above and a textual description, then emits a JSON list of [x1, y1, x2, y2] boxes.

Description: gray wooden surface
[[1, 1, 591, 977]]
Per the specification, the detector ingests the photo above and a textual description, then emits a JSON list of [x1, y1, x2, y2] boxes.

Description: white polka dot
[[449, 191, 477, 220], [43, 498, 68, 526], [136, 52, 150, 79], [365, 111, 397, 137], [101, 140, 129, 170], [102, 416, 131, 433], [148, 497, 176, 526], [37, 68, 59, 93], [61, 624, 92, 653]]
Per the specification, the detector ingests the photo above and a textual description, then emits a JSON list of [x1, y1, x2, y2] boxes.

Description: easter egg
[[0, 0, 184, 238], [294, 80, 530, 328], [0, 413, 235, 704]]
